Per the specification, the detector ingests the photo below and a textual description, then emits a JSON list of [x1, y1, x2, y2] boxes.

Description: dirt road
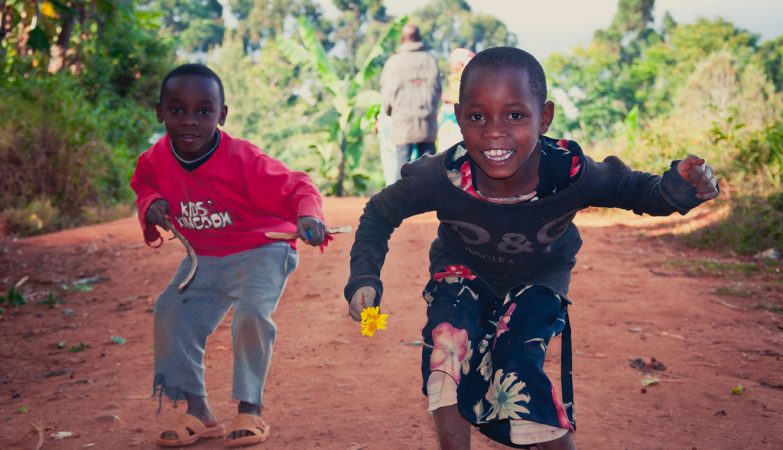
[[1, 197, 781, 450]]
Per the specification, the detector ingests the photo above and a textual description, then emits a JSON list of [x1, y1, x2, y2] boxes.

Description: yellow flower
[[41, 2, 59, 19], [360, 306, 388, 337]]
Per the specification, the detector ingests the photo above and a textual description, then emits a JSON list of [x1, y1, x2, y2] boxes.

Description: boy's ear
[[155, 103, 164, 123], [454, 103, 462, 129], [219, 105, 228, 126], [539, 100, 555, 134]]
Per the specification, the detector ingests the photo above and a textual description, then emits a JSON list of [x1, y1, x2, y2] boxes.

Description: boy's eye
[[509, 112, 524, 120], [171, 107, 182, 114], [198, 108, 211, 115], [468, 113, 483, 122]]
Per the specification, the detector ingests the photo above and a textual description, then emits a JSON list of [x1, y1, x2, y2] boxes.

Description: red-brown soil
[[1, 197, 781, 450]]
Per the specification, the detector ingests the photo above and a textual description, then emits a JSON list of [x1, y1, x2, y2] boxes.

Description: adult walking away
[[380, 24, 441, 181]]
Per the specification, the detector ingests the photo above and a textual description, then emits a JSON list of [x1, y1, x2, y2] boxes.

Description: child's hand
[[146, 199, 171, 230], [349, 286, 377, 322], [676, 155, 719, 200], [297, 215, 326, 246]]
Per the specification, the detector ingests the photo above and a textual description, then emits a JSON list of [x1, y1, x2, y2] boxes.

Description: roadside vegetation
[[1, 0, 781, 258]]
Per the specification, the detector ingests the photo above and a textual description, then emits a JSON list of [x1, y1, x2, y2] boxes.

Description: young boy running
[[131, 64, 327, 448], [344, 47, 719, 449]]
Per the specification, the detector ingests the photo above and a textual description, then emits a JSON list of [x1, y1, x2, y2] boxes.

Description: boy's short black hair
[[159, 63, 225, 105], [459, 47, 547, 106]]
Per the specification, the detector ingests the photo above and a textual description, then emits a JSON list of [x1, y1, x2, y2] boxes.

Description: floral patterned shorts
[[421, 265, 575, 448]]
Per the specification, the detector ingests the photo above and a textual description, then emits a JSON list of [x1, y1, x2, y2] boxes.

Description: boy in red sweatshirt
[[131, 63, 326, 448]]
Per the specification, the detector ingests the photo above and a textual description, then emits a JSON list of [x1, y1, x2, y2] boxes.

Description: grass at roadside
[[682, 191, 783, 256], [665, 258, 782, 311]]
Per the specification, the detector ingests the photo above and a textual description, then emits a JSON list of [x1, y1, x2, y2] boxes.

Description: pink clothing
[[130, 131, 323, 257]]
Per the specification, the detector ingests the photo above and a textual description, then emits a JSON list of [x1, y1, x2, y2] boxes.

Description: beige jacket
[[380, 42, 442, 146]]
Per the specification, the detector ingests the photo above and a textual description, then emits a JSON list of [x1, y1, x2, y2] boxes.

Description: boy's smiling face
[[156, 75, 227, 160], [455, 67, 554, 196]]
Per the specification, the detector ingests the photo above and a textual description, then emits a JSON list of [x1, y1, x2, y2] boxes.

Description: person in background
[[376, 109, 398, 186], [437, 48, 475, 152], [380, 24, 442, 181]]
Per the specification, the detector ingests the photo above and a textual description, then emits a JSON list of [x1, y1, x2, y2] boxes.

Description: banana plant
[[277, 16, 406, 196]]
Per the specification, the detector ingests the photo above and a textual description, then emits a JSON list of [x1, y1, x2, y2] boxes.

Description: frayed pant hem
[[152, 374, 204, 415]]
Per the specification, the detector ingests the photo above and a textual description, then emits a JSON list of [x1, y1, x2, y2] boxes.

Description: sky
[[320, 0, 783, 59]]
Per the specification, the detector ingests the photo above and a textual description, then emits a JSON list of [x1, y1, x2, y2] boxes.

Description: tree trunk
[[1, 4, 13, 47], [335, 132, 347, 197], [16, 8, 30, 57], [48, 11, 75, 73]]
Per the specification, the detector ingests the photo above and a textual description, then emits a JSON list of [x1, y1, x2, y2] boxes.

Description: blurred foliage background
[[0, 0, 780, 255]]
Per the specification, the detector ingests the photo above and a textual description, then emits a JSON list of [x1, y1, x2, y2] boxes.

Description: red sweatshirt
[[130, 131, 324, 256]]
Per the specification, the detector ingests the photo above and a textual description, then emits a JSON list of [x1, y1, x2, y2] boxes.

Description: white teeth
[[483, 149, 513, 162]]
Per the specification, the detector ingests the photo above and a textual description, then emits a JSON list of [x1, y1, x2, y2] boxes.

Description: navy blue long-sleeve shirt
[[345, 137, 706, 303]]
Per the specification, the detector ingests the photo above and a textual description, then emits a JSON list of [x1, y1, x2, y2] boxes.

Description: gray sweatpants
[[152, 242, 298, 408]]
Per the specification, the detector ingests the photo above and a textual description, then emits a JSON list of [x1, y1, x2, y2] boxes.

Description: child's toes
[[227, 430, 251, 440], [160, 430, 179, 440]]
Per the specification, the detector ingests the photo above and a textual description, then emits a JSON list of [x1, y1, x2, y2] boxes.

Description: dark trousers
[[420, 268, 575, 448], [395, 142, 436, 177]]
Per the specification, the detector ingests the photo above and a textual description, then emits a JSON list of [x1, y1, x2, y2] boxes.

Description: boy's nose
[[181, 113, 199, 126], [483, 119, 507, 138]]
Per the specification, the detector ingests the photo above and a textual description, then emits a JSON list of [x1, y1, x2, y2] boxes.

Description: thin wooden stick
[[165, 221, 197, 292], [714, 299, 741, 310], [31, 419, 44, 450], [265, 225, 353, 240]]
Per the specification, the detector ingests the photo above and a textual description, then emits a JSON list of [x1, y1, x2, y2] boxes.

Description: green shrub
[[736, 121, 783, 191], [0, 75, 109, 216], [1, 198, 60, 236], [683, 191, 783, 255], [0, 74, 159, 235]]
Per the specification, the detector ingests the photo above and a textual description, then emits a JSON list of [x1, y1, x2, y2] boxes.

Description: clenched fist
[[676, 155, 719, 201], [297, 215, 326, 246], [348, 286, 377, 322], [146, 199, 171, 230]]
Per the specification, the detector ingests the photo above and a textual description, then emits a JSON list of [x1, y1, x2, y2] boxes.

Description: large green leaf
[[295, 16, 339, 86], [27, 26, 52, 51], [350, 16, 408, 95], [276, 37, 317, 69], [354, 89, 381, 108]]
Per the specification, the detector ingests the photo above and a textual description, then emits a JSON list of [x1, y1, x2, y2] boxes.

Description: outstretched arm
[[587, 153, 719, 216], [343, 197, 401, 307], [244, 152, 325, 245], [343, 160, 437, 308]]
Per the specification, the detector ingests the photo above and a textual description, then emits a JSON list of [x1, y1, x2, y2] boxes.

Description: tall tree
[[328, 0, 388, 72], [757, 35, 783, 91], [227, 0, 328, 53], [1, 0, 175, 228], [143, 0, 224, 52], [544, 1, 770, 140], [410, 0, 516, 61], [277, 16, 406, 196]]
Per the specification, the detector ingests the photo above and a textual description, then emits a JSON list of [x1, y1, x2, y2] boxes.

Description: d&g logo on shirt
[[442, 210, 578, 263], [175, 201, 233, 230]]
